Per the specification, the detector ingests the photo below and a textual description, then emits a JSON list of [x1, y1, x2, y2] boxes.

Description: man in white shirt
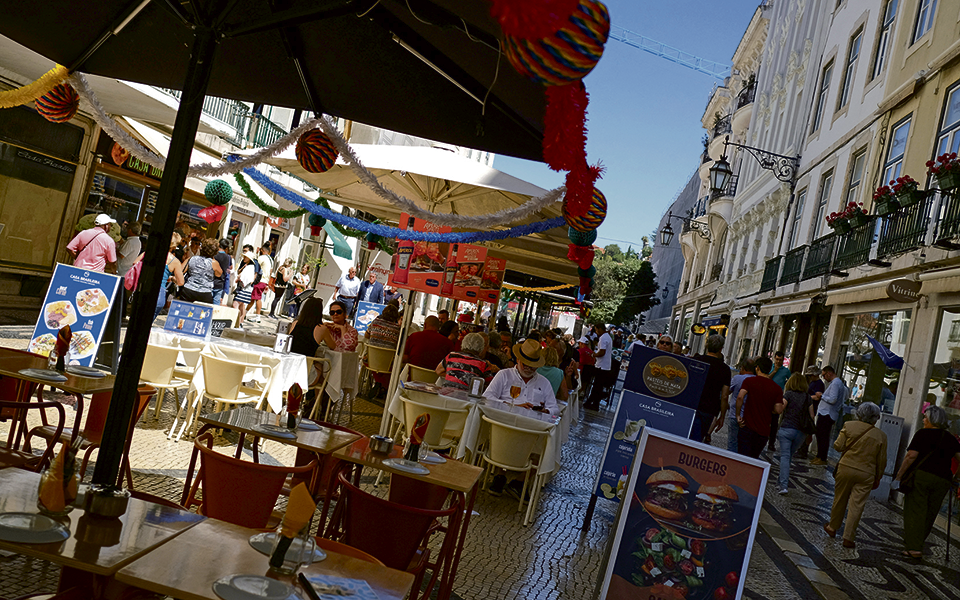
[[811, 365, 847, 465], [117, 222, 142, 277], [584, 323, 613, 411], [483, 339, 559, 417], [334, 266, 361, 317]]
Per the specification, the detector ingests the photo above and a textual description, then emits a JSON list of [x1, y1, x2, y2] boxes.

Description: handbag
[[830, 426, 873, 477]]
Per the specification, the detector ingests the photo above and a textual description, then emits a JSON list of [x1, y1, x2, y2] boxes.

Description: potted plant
[[826, 211, 851, 233], [872, 184, 900, 216], [845, 201, 870, 227], [891, 175, 922, 208], [927, 152, 960, 191]]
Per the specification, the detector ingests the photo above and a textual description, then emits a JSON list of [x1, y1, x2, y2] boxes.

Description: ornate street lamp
[[709, 135, 800, 193], [659, 211, 711, 245]]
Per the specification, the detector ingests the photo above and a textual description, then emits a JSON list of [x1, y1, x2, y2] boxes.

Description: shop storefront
[[833, 309, 911, 414]]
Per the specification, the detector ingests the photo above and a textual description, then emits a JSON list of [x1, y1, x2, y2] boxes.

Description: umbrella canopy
[[262, 144, 578, 283], [0, 0, 546, 161]]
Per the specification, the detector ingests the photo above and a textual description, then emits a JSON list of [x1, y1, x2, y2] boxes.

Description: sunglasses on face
[[330, 310, 344, 316]]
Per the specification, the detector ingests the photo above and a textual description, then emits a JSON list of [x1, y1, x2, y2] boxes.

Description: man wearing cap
[[67, 214, 117, 273], [483, 338, 559, 417]]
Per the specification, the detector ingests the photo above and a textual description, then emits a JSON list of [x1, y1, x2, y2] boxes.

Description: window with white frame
[[913, 0, 937, 43], [812, 170, 834, 239], [838, 29, 863, 110], [935, 81, 960, 158], [882, 116, 911, 184], [873, 0, 898, 79], [788, 189, 807, 248], [845, 149, 867, 205], [811, 61, 834, 133]]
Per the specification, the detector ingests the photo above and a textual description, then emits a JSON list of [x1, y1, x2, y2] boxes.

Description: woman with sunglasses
[[316, 300, 358, 352]]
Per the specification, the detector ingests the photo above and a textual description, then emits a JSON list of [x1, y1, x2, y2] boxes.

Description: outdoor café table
[[385, 383, 480, 460], [180, 406, 362, 506], [0, 469, 203, 587], [0, 347, 116, 450], [115, 517, 414, 600], [328, 436, 483, 600], [149, 329, 309, 413]]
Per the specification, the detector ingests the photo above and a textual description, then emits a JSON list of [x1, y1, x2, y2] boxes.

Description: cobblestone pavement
[[2, 318, 959, 599]]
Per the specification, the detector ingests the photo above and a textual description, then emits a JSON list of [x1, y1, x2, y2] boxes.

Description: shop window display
[[928, 307, 960, 436], [835, 310, 910, 414]]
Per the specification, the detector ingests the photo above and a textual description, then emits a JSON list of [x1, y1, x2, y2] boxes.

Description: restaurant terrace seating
[[139, 343, 197, 421], [479, 415, 548, 526]]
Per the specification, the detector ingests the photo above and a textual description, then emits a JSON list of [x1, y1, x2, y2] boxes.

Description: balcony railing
[[710, 174, 739, 201], [802, 234, 837, 280], [248, 114, 287, 148], [834, 219, 875, 271], [760, 256, 781, 293], [780, 245, 807, 285], [701, 149, 712, 164], [693, 196, 709, 218], [877, 193, 933, 258], [158, 88, 248, 132], [712, 115, 732, 139], [736, 81, 756, 110], [935, 190, 960, 244]]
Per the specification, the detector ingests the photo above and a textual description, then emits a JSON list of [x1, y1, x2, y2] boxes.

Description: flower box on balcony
[[928, 153, 960, 192], [895, 189, 923, 209], [936, 171, 960, 192], [830, 217, 852, 234], [874, 195, 900, 217], [848, 211, 870, 228]]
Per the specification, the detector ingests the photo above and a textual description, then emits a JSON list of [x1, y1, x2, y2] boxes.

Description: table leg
[[437, 480, 478, 600]]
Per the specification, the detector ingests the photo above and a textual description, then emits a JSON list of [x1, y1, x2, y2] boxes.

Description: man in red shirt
[[734, 356, 785, 458], [403, 315, 454, 370]]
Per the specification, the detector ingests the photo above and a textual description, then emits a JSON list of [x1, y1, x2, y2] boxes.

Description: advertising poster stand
[[597, 429, 770, 600], [162, 300, 214, 340]]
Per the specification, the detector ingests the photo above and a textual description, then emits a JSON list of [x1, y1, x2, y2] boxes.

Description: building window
[[837, 310, 911, 415], [838, 29, 863, 110], [789, 188, 807, 248], [873, 0, 898, 79], [935, 82, 960, 159], [812, 170, 834, 239], [845, 149, 867, 205], [811, 61, 834, 133], [882, 116, 911, 184], [913, 0, 937, 43]]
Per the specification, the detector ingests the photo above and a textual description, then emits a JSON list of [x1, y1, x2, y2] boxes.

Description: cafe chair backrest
[[366, 345, 395, 373], [141, 344, 182, 385], [194, 433, 317, 529], [388, 474, 450, 511], [176, 338, 205, 369], [314, 537, 385, 566], [400, 397, 467, 447], [408, 364, 439, 384], [481, 415, 545, 470], [0, 400, 65, 472], [199, 353, 247, 400]]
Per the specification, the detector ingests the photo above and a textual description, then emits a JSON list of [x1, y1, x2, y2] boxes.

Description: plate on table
[[252, 424, 298, 439], [383, 457, 431, 475], [66, 365, 105, 378], [0, 512, 70, 544], [420, 451, 447, 464], [296, 419, 321, 431], [248, 531, 327, 562], [17, 368, 67, 383], [212, 575, 297, 600]]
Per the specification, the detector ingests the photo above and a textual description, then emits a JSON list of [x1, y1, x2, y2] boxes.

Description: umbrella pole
[[91, 27, 219, 486], [380, 290, 417, 436]]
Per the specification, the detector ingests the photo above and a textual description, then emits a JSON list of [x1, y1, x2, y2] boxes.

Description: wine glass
[[509, 385, 521, 412]]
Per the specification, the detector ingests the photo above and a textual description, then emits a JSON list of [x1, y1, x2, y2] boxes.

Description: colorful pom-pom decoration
[[296, 130, 339, 174], [564, 187, 607, 232], [503, 0, 610, 86], [567, 226, 597, 246], [308, 214, 327, 237], [35, 83, 79, 123], [365, 232, 381, 250], [577, 265, 596, 278], [204, 179, 233, 206]]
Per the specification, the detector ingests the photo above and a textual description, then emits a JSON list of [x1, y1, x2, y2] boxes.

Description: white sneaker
[[250, 315, 261, 323], [778, 488, 788, 495]]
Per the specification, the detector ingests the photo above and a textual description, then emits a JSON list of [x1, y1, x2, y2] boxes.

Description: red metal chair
[[285, 421, 361, 500], [329, 471, 464, 600], [192, 433, 317, 529], [314, 537, 385, 566], [0, 400, 65, 472]]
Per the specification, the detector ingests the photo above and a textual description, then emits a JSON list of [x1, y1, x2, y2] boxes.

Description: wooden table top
[[0, 347, 116, 395], [115, 518, 414, 600], [199, 407, 362, 455], [0, 469, 203, 575], [333, 437, 483, 494]]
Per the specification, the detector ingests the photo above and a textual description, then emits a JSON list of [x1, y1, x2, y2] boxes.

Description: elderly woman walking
[[895, 405, 960, 559], [825, 402, 887, 548]]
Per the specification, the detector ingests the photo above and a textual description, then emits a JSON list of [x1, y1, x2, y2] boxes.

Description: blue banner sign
[[622, 344, 710, 411], [163, 300, 213, 340], [353, 301, 384, 336]]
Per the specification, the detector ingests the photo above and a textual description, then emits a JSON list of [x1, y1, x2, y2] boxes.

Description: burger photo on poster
[[691, 483, 739, 533], [641, 470, 690, 520]]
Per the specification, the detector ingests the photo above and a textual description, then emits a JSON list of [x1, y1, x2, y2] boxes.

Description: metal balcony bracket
[[868, 259, 892, 267], [830, 269, 849, 278]]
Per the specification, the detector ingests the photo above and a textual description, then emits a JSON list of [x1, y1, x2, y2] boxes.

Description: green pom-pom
[[577, 265, 596, 278], [204, 179, 232, 206], [365, 232, 380, 243], [308, 214, 327, 227], [568, 227, 597, 246]]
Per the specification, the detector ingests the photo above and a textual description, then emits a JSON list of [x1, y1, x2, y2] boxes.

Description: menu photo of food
[[602, 429, 768, 600], [410, 241, 446, 272], [44, 300, 77, 330], [69, 330, 97, 360], [28, 333, 56, 357], [76, 288, 110, 316], [357, 309, 380, 325]]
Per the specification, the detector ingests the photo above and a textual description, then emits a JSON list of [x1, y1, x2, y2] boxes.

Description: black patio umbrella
[[0, 0, 549, 486]]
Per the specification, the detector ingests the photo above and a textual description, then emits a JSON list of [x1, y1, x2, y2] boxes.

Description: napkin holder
[[83, 485, 130, 518], [369, 435, 394, 454]]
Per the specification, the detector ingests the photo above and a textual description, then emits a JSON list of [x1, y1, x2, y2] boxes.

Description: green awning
[[323, 223, 353, 260]]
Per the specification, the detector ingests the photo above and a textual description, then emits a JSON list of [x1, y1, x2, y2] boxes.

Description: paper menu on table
[[305, 574, 380, 599]]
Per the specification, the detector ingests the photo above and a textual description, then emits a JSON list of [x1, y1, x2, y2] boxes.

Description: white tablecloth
[[149, 329, 309, 413], [318, 348, 360, 395]]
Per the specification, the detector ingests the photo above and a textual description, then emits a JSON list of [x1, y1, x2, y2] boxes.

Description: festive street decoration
[[233, 172, 308, 219], [566, 243, 595, 270], [365, 232, 381, 250], [0, 64, 67, 109], [35, 83, 79, 123], [198, 205, 227, 224], [295, 129, 339, 173], [490, 0, 580, 39], [502, 282, 575, 292], [567, 226, 597, 246], [307, 214, 326, 237], [204, 179, 233, 206], [563, 187, 607, 232], [577, 265, 596, 278]]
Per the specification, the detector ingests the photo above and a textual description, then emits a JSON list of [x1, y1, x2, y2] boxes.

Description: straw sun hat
[[513, 339, 545, 368]]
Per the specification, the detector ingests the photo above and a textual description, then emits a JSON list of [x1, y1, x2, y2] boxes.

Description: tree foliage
[[590, 244, 660, 326]]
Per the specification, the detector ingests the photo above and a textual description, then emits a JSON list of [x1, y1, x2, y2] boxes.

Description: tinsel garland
[[502, 282, 575, 292], [0, 64, 68, 109], [233, 172, 308, 218], [242, 166, 566, 242]]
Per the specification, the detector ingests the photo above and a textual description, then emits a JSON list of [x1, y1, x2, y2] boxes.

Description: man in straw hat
[[483, 338, 560, 418]]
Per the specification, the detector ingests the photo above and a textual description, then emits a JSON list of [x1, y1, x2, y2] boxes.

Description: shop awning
[[758, 298, 812, 317], [824, 282, 890, 306], [322, 223, 353, 260]]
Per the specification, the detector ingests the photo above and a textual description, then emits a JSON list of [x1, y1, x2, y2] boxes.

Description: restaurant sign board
[[600, 429, 769, 600], [886, 278, 921, 303], [163, 300, 213, 340], [622, 345, 709, 412], [353, 300, 385, 336]]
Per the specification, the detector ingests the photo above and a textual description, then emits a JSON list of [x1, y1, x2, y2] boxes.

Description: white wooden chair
[[479, 415, 549, 526], [139, 344, 198, 421]]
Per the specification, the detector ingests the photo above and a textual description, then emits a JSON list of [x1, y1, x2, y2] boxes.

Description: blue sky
[[495, 0, 763, 251]]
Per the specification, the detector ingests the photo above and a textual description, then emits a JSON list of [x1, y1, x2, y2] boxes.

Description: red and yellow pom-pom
[[503, 0, 610, 86], [490, 0, 580, 39], [564, 187, 607, 232], [295, 130, 338, 174], [35, 83, 79, 123]]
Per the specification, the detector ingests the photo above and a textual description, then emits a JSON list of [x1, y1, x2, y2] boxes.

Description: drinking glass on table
[[509, 385, 521, 412]]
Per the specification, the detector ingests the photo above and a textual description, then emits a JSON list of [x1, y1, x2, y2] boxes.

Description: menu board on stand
[[353, 301, 385, 336], [599, 429, 769, 600], [162, 300, 214, 340], [28, 263, 121, 367]]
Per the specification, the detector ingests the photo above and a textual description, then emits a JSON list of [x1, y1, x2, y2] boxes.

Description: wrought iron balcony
[[248, 114, 287, 148], [693, 197, 709, 218], [834, 218, 875, 271], [710, 174, 739, 201], [759, 256, 781, 293], [802, 234, 837, 280], [877, 193, 933, 259], [712, 115, 732, 139], [736, 81, 756, 110], [158, 88, 249, 133], [779, 245, 807, 285], [935, 190, 960, 246]]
